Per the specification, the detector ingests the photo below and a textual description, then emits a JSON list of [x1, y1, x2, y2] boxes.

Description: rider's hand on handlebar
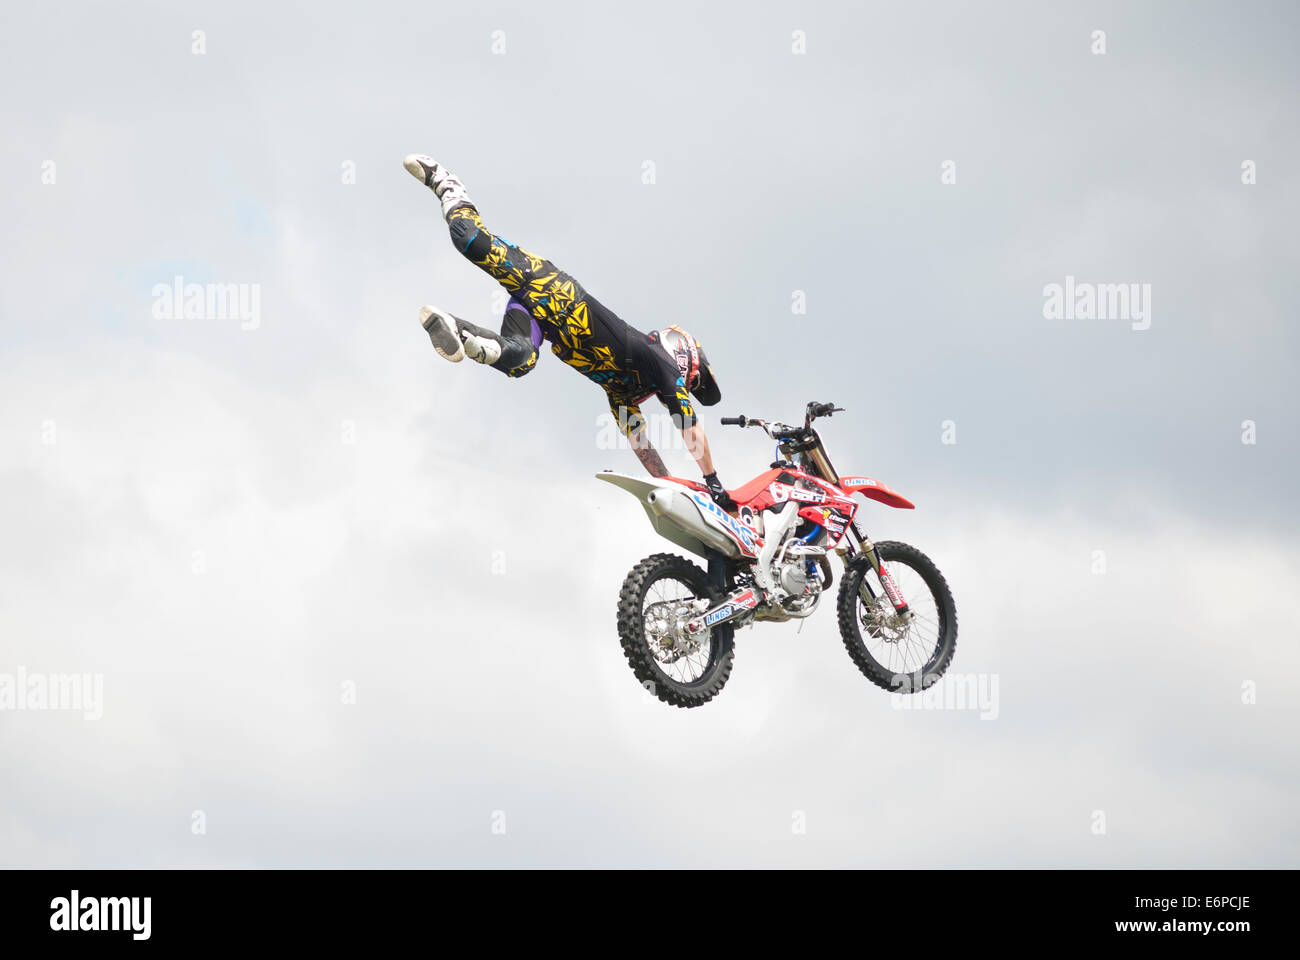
[[702, 472, 738, 514]]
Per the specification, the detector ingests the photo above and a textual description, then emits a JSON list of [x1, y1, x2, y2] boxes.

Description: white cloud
[[2, 339, 1296, 866], [2, 0, 1296, 868]]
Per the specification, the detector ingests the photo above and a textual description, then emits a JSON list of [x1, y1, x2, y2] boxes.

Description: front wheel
[[836, 540, 957, 693], [616, 552, 735, 708]]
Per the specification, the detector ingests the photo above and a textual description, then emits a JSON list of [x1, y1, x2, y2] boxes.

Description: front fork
[[845, 523, 909, 615]]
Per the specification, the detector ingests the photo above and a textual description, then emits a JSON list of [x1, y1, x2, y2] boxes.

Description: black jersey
[[448, 205, 696, 431]]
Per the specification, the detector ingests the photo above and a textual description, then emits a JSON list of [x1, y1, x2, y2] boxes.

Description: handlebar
[[719, 402, 846, 448], [721, 414, 792, 438], [807, 401, 843, 420], [720, 402, 845, 436]]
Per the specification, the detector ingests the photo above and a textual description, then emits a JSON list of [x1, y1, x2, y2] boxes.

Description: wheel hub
[[645, 599, 707, 663], [862, 607, 912, 643]]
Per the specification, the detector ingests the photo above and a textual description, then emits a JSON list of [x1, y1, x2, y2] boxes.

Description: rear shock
[[706, 549, 728, 594]]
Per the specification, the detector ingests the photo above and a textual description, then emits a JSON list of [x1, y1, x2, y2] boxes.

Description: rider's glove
[[703, 472, 738, 513]]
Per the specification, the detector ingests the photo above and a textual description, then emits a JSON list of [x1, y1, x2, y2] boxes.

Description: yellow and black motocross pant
[[444, 204, 696, 435]]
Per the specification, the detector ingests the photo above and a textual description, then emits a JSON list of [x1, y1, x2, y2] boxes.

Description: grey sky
[[1, 1, 1297, 867]]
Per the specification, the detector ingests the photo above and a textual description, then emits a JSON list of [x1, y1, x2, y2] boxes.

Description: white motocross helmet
[[651, 324, 721, 406]]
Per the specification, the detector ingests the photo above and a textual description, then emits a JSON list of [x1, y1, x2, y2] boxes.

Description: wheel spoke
[[642, 573, 715, 684], [853, 552, 946, 681]]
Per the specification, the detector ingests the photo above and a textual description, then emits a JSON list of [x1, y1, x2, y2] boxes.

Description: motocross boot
[[403, 154, 474, 219]]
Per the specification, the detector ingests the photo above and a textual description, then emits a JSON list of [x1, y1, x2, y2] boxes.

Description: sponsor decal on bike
[[732, 589, 758, 608], [821, 506, 848, 545], [691, 493, 760, 553], [879, 568, 908, 609], [705, 606, 733, 626], [770, 480, 826, 504]]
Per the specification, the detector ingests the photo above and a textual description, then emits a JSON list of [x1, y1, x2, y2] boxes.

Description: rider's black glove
[[703, 472, 738, 513]]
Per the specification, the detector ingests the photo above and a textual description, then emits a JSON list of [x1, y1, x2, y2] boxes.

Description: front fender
[[838, 475, 915, 510]]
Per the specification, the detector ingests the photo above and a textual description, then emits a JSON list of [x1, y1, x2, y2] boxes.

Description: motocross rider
[[404, 154, 736, 512]]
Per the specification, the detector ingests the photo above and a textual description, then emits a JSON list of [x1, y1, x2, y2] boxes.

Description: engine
[[747, 537, 827, 622], [777, 554, 821, 596]]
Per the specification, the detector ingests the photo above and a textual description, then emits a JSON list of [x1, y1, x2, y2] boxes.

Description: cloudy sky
[[1, 0, 1296, 867]]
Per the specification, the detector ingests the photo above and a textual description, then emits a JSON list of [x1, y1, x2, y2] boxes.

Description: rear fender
[[595, 472, 763, 560]]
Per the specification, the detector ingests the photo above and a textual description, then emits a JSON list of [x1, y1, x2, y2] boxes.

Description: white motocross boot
[[403, 154, 474, 219], [461, 333, 501, 365], [420, 306, 465, 362], [419, 306, 503, 365]]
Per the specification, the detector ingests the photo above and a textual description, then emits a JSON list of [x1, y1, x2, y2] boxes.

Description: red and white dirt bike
[[598, 401, 957, 708]]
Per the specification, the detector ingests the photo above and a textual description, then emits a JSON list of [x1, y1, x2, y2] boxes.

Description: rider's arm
[[683, 421, 736, 511], [630, 426, 669, 478], [661, 379, 721, 482], [682, 421, 716, 477], [614, 399, 669, 478]]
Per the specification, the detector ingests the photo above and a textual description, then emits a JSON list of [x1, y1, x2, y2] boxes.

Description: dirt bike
[[598, 401, 957, 708]]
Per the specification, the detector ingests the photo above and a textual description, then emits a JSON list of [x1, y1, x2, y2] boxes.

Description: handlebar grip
[[720, 415, 746, 426], [808, 401, 843, 419]]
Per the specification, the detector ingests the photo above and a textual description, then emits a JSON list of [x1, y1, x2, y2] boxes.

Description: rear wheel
[[616, 553, 735, 708], [836, 540, 957, 693]]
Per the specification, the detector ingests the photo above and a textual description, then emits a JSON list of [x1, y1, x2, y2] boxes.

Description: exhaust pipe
[[646, 487, 743, 558]]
